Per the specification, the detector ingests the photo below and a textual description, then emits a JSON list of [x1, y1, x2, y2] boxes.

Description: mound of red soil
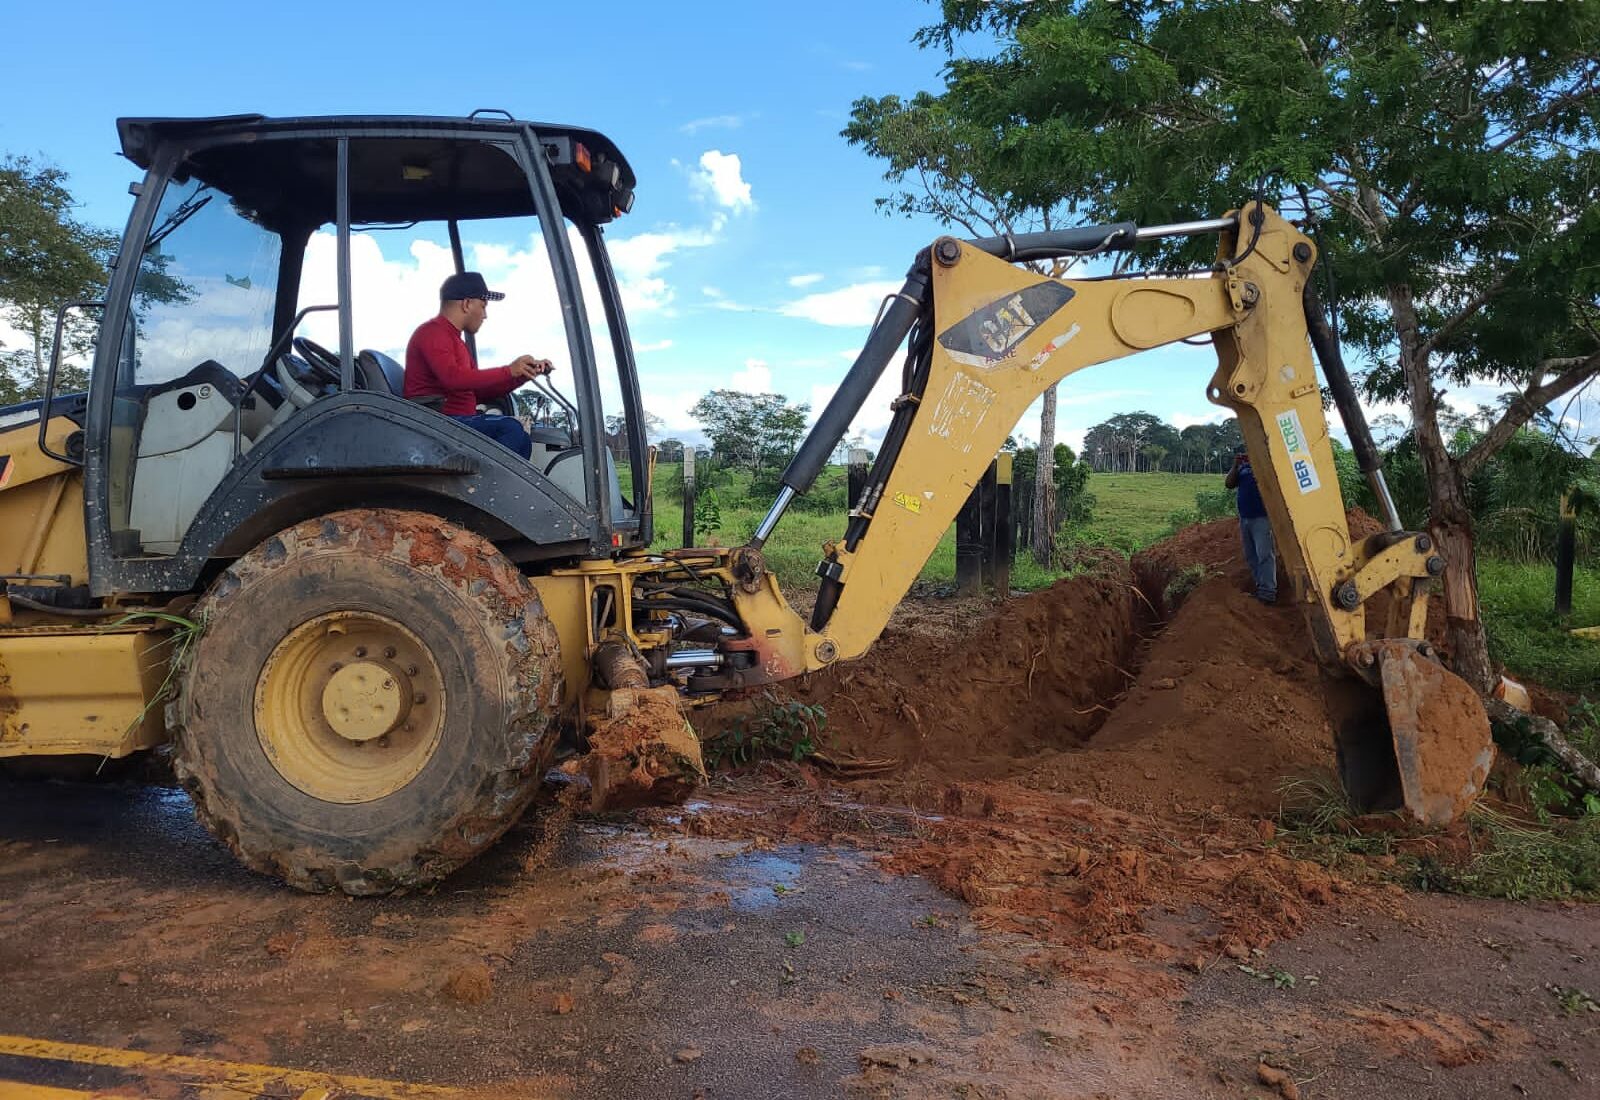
[[784, 563, 1145, 777], [761, 511, 1394, 816]]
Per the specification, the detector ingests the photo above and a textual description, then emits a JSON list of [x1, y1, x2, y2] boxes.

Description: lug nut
[[384, 646, 397, 659], [406, 665, 419, 676], [354, 646, 367, 658], [328, 662, 342, 674], [414, 692, 427, 705]]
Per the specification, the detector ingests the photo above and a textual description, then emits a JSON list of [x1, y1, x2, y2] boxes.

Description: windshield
[[128, 180, 283, 385]]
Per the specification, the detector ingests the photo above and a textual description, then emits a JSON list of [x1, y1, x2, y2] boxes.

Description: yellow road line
[[0, 1034, 462, 1099], [0, 1085, 122, 1099]]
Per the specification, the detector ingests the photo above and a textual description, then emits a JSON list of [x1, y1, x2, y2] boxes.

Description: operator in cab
[[404, 271, 553, 458], [1226, 443, 1277, 605]]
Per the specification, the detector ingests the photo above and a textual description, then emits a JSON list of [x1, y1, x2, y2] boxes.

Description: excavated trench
[[754, 513, 1389, 819]]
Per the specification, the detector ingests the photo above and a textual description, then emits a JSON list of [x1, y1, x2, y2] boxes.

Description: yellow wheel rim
[[254, 611, 446, 804]]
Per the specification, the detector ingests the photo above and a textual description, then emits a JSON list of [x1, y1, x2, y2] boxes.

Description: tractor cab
[[59, 113, 649, 597]]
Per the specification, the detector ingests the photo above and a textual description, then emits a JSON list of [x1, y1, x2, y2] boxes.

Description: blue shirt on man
[[1236, 461, 1267, 519]]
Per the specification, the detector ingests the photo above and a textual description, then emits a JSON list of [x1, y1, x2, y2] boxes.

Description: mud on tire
[[169, 509, 563, 895]]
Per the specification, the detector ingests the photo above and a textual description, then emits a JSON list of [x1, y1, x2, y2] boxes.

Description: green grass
[[644, 462, 1598, 694], [1068, 472, 1220, 550], [1478, 557, 1600, 694], [646, 462, 1064, 593]]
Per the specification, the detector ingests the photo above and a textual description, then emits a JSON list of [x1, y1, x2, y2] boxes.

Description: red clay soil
[[770, 511, 1396, 819]]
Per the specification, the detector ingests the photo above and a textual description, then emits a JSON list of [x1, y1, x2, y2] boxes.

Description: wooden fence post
[[682, 448, 696, 548], [847, 447, 870, 510], [993, 453, 1013, 597]]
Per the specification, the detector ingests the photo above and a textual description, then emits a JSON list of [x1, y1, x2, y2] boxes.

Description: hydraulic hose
[[1303, 281, 1402, 532]]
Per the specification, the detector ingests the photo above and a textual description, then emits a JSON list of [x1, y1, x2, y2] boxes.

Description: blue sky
[[2, 0, 1589, 455]]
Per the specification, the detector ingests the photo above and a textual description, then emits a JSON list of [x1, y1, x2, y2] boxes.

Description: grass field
[[644, 461, 1597, 694]]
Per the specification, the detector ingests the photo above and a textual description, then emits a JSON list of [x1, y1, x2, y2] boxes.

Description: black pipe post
[[979, 459, 999, 589], [955, 481, 983, 597], [1556, 490, 1576, 617], [682, 448, 696, 549], [993, 454, 1014, 597]]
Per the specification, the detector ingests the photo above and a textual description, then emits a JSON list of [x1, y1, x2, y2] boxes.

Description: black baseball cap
[[440, 271, 504, 302]]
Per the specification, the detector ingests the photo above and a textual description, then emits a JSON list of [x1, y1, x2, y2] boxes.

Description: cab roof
[[116, 113, 636, 226]]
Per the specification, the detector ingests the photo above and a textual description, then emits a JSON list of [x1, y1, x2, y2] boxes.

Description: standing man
[[1226, 444, 1277, 604], [405, 271, 553, 459]]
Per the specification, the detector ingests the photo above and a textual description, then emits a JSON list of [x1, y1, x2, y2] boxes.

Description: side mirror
[[38, 299, 104, 466]]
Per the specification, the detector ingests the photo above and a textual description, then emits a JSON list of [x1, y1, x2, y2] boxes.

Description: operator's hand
[[509, 355, 555, 382]]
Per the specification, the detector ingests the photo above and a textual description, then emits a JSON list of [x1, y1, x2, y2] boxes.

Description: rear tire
[[170, 509, 562, 894]]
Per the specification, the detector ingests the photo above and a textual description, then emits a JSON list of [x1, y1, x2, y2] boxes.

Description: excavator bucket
[[1331, 642, 1495, 826]]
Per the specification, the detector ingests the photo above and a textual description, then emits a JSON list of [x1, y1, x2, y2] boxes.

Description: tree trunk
[[30, 313, 46, 400], [1032, 384, 1058, 566], [1388, 280, 1496, 692]]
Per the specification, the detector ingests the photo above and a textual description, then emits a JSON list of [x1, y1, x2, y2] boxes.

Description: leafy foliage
[[0, 156, 116, 403], [703, 694, 825, 770], [859, 0, 1600, 681], [689, 389, 810, 478]]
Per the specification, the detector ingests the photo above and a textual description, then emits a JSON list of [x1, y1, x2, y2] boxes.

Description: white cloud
[[701, 286, 724, 299], [780, 280, 901, 327], [635, 338, 674, 354], [692, 150, 753, 212], [680, 114, 746, 135], [731, 358, 772, 393], [605, 224, 719, 315], [787, 273, 824, 288], [1172, 409, 1230, 431]]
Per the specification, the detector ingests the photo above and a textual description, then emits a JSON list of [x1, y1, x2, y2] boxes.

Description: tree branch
[[1488, 65, 1600, 153], [1459, 352, 1600, 477], [1417, 273, 1510, 361]]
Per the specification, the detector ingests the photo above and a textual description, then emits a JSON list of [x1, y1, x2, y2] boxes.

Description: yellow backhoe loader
[[0, 113, 1492, 893]]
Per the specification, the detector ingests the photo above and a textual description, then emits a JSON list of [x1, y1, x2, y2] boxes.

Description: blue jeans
[[1240, 514, 1277, 602], [451, 413, 531, 459]]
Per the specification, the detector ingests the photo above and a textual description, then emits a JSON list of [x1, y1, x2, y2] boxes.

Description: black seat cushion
[[356, 349, 406, 395]]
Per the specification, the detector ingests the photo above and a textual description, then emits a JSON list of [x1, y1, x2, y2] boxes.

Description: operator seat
[[356, 349, 405, 395]]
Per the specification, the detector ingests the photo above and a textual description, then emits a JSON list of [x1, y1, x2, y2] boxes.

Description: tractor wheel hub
[[322, 661, 408, 742]]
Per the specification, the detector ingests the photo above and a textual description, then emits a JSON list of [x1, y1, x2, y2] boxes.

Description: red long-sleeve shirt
[[403, 315, 521, 416]]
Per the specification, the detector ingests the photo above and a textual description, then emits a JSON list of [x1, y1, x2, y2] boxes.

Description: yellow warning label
[[891, 492, 922, 514]]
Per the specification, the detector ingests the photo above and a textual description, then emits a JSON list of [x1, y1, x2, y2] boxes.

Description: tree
[[845, 88, 1081, 566], [887, 1, 1600, 691], [1083, 412, 1179, 472], [656, 438, 685, 464], [0, 156, 116, 402], [689, 390, 810, 477]]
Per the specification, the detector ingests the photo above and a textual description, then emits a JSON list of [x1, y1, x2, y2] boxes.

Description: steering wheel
[[292, 337, 343, 386]]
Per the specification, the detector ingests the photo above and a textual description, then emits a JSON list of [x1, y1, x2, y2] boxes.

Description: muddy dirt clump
[[783, 560, 1145, 778]]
